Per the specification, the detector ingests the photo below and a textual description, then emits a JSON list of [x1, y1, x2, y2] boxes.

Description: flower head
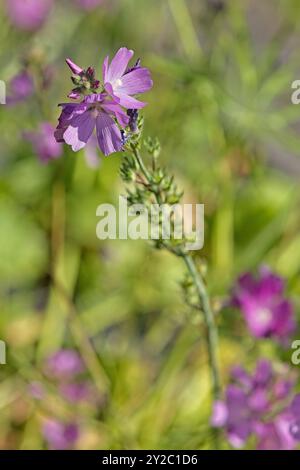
[[66, 58, 100, 99], [55, 48, 152, 156], [103, 48, 153, 109], [7, 71, 34, 105], [212, 360, 300, 449], [231, 266, 295, 343], [43, 419, 79, 450], [5, 0, 53, 31], [24, 122, 62, 163], [55, 94, 128, 155], [45, 349, 84, 379]]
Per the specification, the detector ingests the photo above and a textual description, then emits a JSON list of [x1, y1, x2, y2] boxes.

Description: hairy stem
[[130, 145, 221, 404], [181, 253, 221, 400]]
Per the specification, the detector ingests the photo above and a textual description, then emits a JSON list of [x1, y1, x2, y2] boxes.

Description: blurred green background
[[0, 0, 300, 449]]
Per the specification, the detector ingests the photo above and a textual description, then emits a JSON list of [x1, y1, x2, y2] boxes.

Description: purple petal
[[96, 112, 123, 156], [24, 122, 62, 163], [106, 47, 134, 83], [272, 300, 295, 340], [66, 58, 83, 75], [60, 382, 92, 403], [43, 420, 79, 450], [289, 420, 300, 441], [68, 90, 81, 99], [6, 0, 53, 31], [231, 365, 252, 389], [63, 109, 96, 152], [248, 389, 269, 413], [274, 413, 298, 449], [76, 0, 103, 10], [257, 266, 285, 300], [102, 56, 109, 83], [242, 299, 274, 338], [290, 394, 300, 417], [114, 92, 146, 109], [117, 67, 153, 95], [101, 102, 129, 127], [253, 359, 273, 386], [211, 400, 228, 427], [274, 380, 293, 400], [104, 82, 121, 103], [84, 134, 100, 168], [228, 424, 251, 448], [46, 349, 84, 378], [256, 423, 282, 450]]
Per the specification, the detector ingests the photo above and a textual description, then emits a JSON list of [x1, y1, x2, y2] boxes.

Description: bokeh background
[[0, 0, 300, 450]]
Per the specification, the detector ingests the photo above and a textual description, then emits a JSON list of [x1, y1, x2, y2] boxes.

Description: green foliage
[[0, 0, 299, 450]]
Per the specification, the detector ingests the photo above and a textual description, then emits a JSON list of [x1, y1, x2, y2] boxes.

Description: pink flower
[[45, 349, 84, 379], [75, 0, 103, 10], [24, 122, 62, 164], [5, 0, 53, 31], [103, 47, 153, 109], [7, 71, 34, 105], [43, 419, 79, 450], [55, 94, 128, 156], [55, 48, 152, 156], [212, 360, 300, 450], [231, 266, 296, 343], [60, 382, 95, 403]]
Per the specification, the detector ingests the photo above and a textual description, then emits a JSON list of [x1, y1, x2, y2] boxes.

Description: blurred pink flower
[[60, 382, 95, 403], [45, 349, 84, 378], [43, 419, 79, 450], [7, 71, 34, 105], [24, 122, 62, 164], [5, 0, 53, 31], [212, 360, 300, 450], [231, 266, 295, 343], [75, 0, 103, 11]]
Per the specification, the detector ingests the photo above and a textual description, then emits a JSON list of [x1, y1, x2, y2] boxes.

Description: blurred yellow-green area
[[0, 0, 300, 450]]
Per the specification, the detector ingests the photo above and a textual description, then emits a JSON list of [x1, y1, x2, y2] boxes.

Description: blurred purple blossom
[[43, 419, 79, 450], [231, 266, 296, 343], [45, 349, 84, 379], [212, 360, 300, 449], [5, 0, 53, 31], [60, 382, 94, 403], [7, 71, 34, 105], [75, 0, 103, 11], [24, 122, 62, 164]]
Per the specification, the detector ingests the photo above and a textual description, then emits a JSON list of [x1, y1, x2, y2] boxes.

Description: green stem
[[130, 145, 221, 404], [168, 0, 202, 61], [131, 143, 152, 182], [181, 253, 221, 401]]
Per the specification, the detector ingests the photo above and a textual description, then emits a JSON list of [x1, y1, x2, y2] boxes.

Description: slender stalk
[[130, 146, 221, 404], [130, 143, 152, 182], [168, 0, 202, 61], [181, 253, 221, 400]]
